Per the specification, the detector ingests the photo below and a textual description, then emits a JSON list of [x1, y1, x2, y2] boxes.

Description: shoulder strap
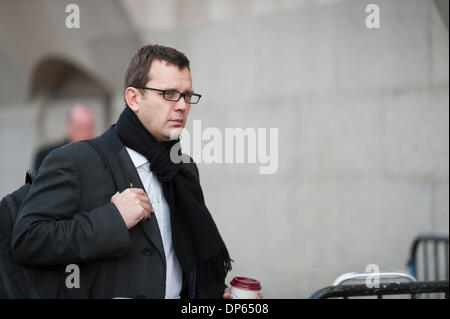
[[6, 168, 37, 224], [6, 169, 39, 222], [85, 138, 129, 192]]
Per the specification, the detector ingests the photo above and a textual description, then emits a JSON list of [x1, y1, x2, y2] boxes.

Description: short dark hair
[[124, 44, 190, 94]]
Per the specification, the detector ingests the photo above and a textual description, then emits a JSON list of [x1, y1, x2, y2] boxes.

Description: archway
[[30, 56, 112, 146]]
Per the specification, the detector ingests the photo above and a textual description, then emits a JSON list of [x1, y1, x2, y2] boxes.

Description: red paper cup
[[230, 276, 261, 299]]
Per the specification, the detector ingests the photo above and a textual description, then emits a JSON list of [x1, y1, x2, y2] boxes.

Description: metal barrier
[[309, 281, 449, 299], [332, 271, 416, 286], [407, 235, 449, 282]]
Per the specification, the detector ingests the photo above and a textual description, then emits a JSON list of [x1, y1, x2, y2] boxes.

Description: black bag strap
[[85, 138, 129, 192], [5, 169, 37, 224]]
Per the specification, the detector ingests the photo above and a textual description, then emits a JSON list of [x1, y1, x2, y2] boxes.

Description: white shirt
[[126, 147, 183, 299]]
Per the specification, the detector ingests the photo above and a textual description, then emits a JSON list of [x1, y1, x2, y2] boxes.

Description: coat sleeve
[[11, 145, 132, 266]]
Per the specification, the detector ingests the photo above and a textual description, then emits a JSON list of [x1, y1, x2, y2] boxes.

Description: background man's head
[[66, 104, 95, 142], [124, 44, 194, 142]]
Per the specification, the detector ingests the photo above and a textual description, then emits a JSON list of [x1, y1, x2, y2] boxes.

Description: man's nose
[[174, 97, 189, 111]]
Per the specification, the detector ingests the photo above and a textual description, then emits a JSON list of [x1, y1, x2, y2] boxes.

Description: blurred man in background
[[33, 104, 95, 169]]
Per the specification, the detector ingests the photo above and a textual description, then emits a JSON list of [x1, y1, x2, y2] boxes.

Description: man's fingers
[[121, 186, 154, 222], [141, 202, 154, 216], [125, 188, 150, 203], [127, 187, 146, 195], [222, 287, 231, 299], [130, 190, 151, 204], [111, 191, 120, 202], [133, 192, 150, 203]]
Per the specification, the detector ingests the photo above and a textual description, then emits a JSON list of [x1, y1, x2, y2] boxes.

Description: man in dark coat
[[12, 45, 231, 299]]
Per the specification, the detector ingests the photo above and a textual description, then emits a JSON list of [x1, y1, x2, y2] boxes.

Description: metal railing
[[310, 280, 449, 299], [332, 271, 416, 286], [407, 234, 449, 282]]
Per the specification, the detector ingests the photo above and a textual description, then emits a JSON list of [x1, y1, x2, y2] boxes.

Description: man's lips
[[169, 119, 183, 126]]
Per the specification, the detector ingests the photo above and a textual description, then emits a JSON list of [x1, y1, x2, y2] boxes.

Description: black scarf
[[116, 107, 232, 298]]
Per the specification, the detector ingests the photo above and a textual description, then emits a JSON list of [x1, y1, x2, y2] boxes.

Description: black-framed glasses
[[134, 86, 202, 104]]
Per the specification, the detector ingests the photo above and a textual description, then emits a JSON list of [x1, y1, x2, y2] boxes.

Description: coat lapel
[[104, 126, 166, 265]]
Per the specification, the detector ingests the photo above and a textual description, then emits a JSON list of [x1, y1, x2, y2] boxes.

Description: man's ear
[[125, 87, 141, 113]]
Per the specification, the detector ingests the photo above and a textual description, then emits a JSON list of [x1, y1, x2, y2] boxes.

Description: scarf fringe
[[196, 248, 233, 278], [193, 248, 233, 298]]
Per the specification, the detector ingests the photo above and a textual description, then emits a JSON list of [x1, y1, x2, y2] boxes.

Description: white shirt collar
[[126, 147, 148, 169]]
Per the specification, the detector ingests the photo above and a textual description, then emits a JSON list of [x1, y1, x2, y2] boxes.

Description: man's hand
[[222, 287, 263, 299], [111, 187, 153, 229]]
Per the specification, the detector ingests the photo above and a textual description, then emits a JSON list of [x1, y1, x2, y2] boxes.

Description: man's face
[[66, 106, 95, 142], [135, 60, 192, 142]]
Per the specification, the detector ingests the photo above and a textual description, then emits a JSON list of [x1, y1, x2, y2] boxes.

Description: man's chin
[[168, 127, 184, 141]]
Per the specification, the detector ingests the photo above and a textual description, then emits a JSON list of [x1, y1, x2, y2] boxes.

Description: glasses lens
[[185, 94, 200, 104], [164, 90, 181, 101]]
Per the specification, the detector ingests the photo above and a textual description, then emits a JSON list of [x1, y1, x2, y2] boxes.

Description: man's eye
[[165, 91, 178, 99]]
